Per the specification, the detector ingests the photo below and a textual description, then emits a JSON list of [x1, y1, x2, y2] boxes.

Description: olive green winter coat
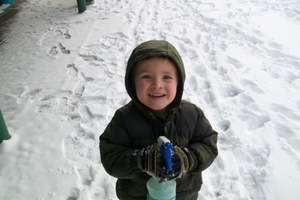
[[100, 40, 218, 200]]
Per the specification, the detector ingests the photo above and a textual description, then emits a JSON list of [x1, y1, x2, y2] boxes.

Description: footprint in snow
[[57, 97, 75, 114], [58, 43, 70, 54], [17, 88, 42, 104], [64, 32, 71, 39], [39, 89, 72, 100], [65, 187, 80, 200], [62, 134, 87, 162], [238, 93, 255, 106], [49, 46, 58, 56], [204, 90, 216, 104], [55, 29, 71, 39], [73, 81, 85, 97], [227, 56, 243, 69], [78, 105, 93, 122], [36, 89, 73, 114], [74, 164, 96, 186], [240, 79, 264, 94], [79, 53, 104, 62], [78, 71, 94, 82], [271, 103, 300, 121], [216, 66, 228, 76], [49, 43, 70, 56], [246, 114, 270, 131], [217, 120, 231, 132], [220, 85, 243, 98], [273, 123, 300, 170], [66, 64, 78, 77], [61, 122, 97, 162], [36, 98, 57, 113], [203, 81, 211, 90], [187, 74, 199, 91], [274, 123, 300, 151]]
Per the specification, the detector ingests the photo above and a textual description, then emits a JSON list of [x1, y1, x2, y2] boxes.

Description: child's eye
[[141, 75, 152, 79], [163, 75, 173, 80]]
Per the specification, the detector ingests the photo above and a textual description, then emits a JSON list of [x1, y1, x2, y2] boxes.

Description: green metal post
[[0, 109, 11, 143], [77, 0, 86, 13]]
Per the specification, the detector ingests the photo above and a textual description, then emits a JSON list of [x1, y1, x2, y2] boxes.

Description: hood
[[125, 40, 186, 110]]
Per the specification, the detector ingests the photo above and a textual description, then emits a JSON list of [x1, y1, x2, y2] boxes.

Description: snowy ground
[[0, 0, 300, 199]]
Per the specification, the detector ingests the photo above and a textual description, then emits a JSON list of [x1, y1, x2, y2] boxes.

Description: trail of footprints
[[48, 30, 71, 56], [15, 27, 116, 199], [171, 2, 300, 197], [49, 43, 71, 56]]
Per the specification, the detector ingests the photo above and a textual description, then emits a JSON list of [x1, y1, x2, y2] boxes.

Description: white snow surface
[[0, 0, 300, 199]]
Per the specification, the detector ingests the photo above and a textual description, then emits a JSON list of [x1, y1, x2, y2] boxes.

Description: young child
[[100, 40, 218, 200]]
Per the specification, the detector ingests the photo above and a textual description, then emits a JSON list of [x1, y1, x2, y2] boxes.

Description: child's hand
[[132, 145, 197, 181], [133, 144, 168, 179], [166, 146, 197, 180]]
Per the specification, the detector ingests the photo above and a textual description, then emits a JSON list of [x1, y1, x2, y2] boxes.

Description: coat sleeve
[[99, 110, 141, 179], [188, 106, 218, 172]]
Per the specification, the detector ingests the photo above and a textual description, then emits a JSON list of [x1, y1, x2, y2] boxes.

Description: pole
[[0, 109, 11, 143], [76, 0, 86, 13]]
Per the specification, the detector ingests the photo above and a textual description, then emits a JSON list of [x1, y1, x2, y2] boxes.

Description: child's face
[[134, 56, 178, 114]]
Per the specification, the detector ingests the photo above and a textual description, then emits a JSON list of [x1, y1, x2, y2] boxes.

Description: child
[[100, 40, 218, 200]]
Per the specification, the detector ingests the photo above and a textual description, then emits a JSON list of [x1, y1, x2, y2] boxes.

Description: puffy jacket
[[100, 40, 218, 200]]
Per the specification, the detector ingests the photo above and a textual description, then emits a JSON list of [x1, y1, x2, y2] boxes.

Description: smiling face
[[133, 56, 178, 117]]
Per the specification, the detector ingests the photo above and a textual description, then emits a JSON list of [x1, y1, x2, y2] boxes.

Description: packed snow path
[[0, 0, 300, 199]]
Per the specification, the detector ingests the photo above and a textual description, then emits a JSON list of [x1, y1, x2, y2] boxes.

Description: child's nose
[[151, 79, 163, 89]]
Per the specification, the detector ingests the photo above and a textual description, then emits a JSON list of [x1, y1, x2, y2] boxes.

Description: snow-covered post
[[0, 109, 11, 143], [76, 0, 86, 13]]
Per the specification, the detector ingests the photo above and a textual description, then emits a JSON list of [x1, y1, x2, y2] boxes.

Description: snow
[[0, 0, 300, 199]]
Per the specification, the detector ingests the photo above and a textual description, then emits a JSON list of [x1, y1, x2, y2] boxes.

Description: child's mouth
[[149, 94, 166, 98]]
